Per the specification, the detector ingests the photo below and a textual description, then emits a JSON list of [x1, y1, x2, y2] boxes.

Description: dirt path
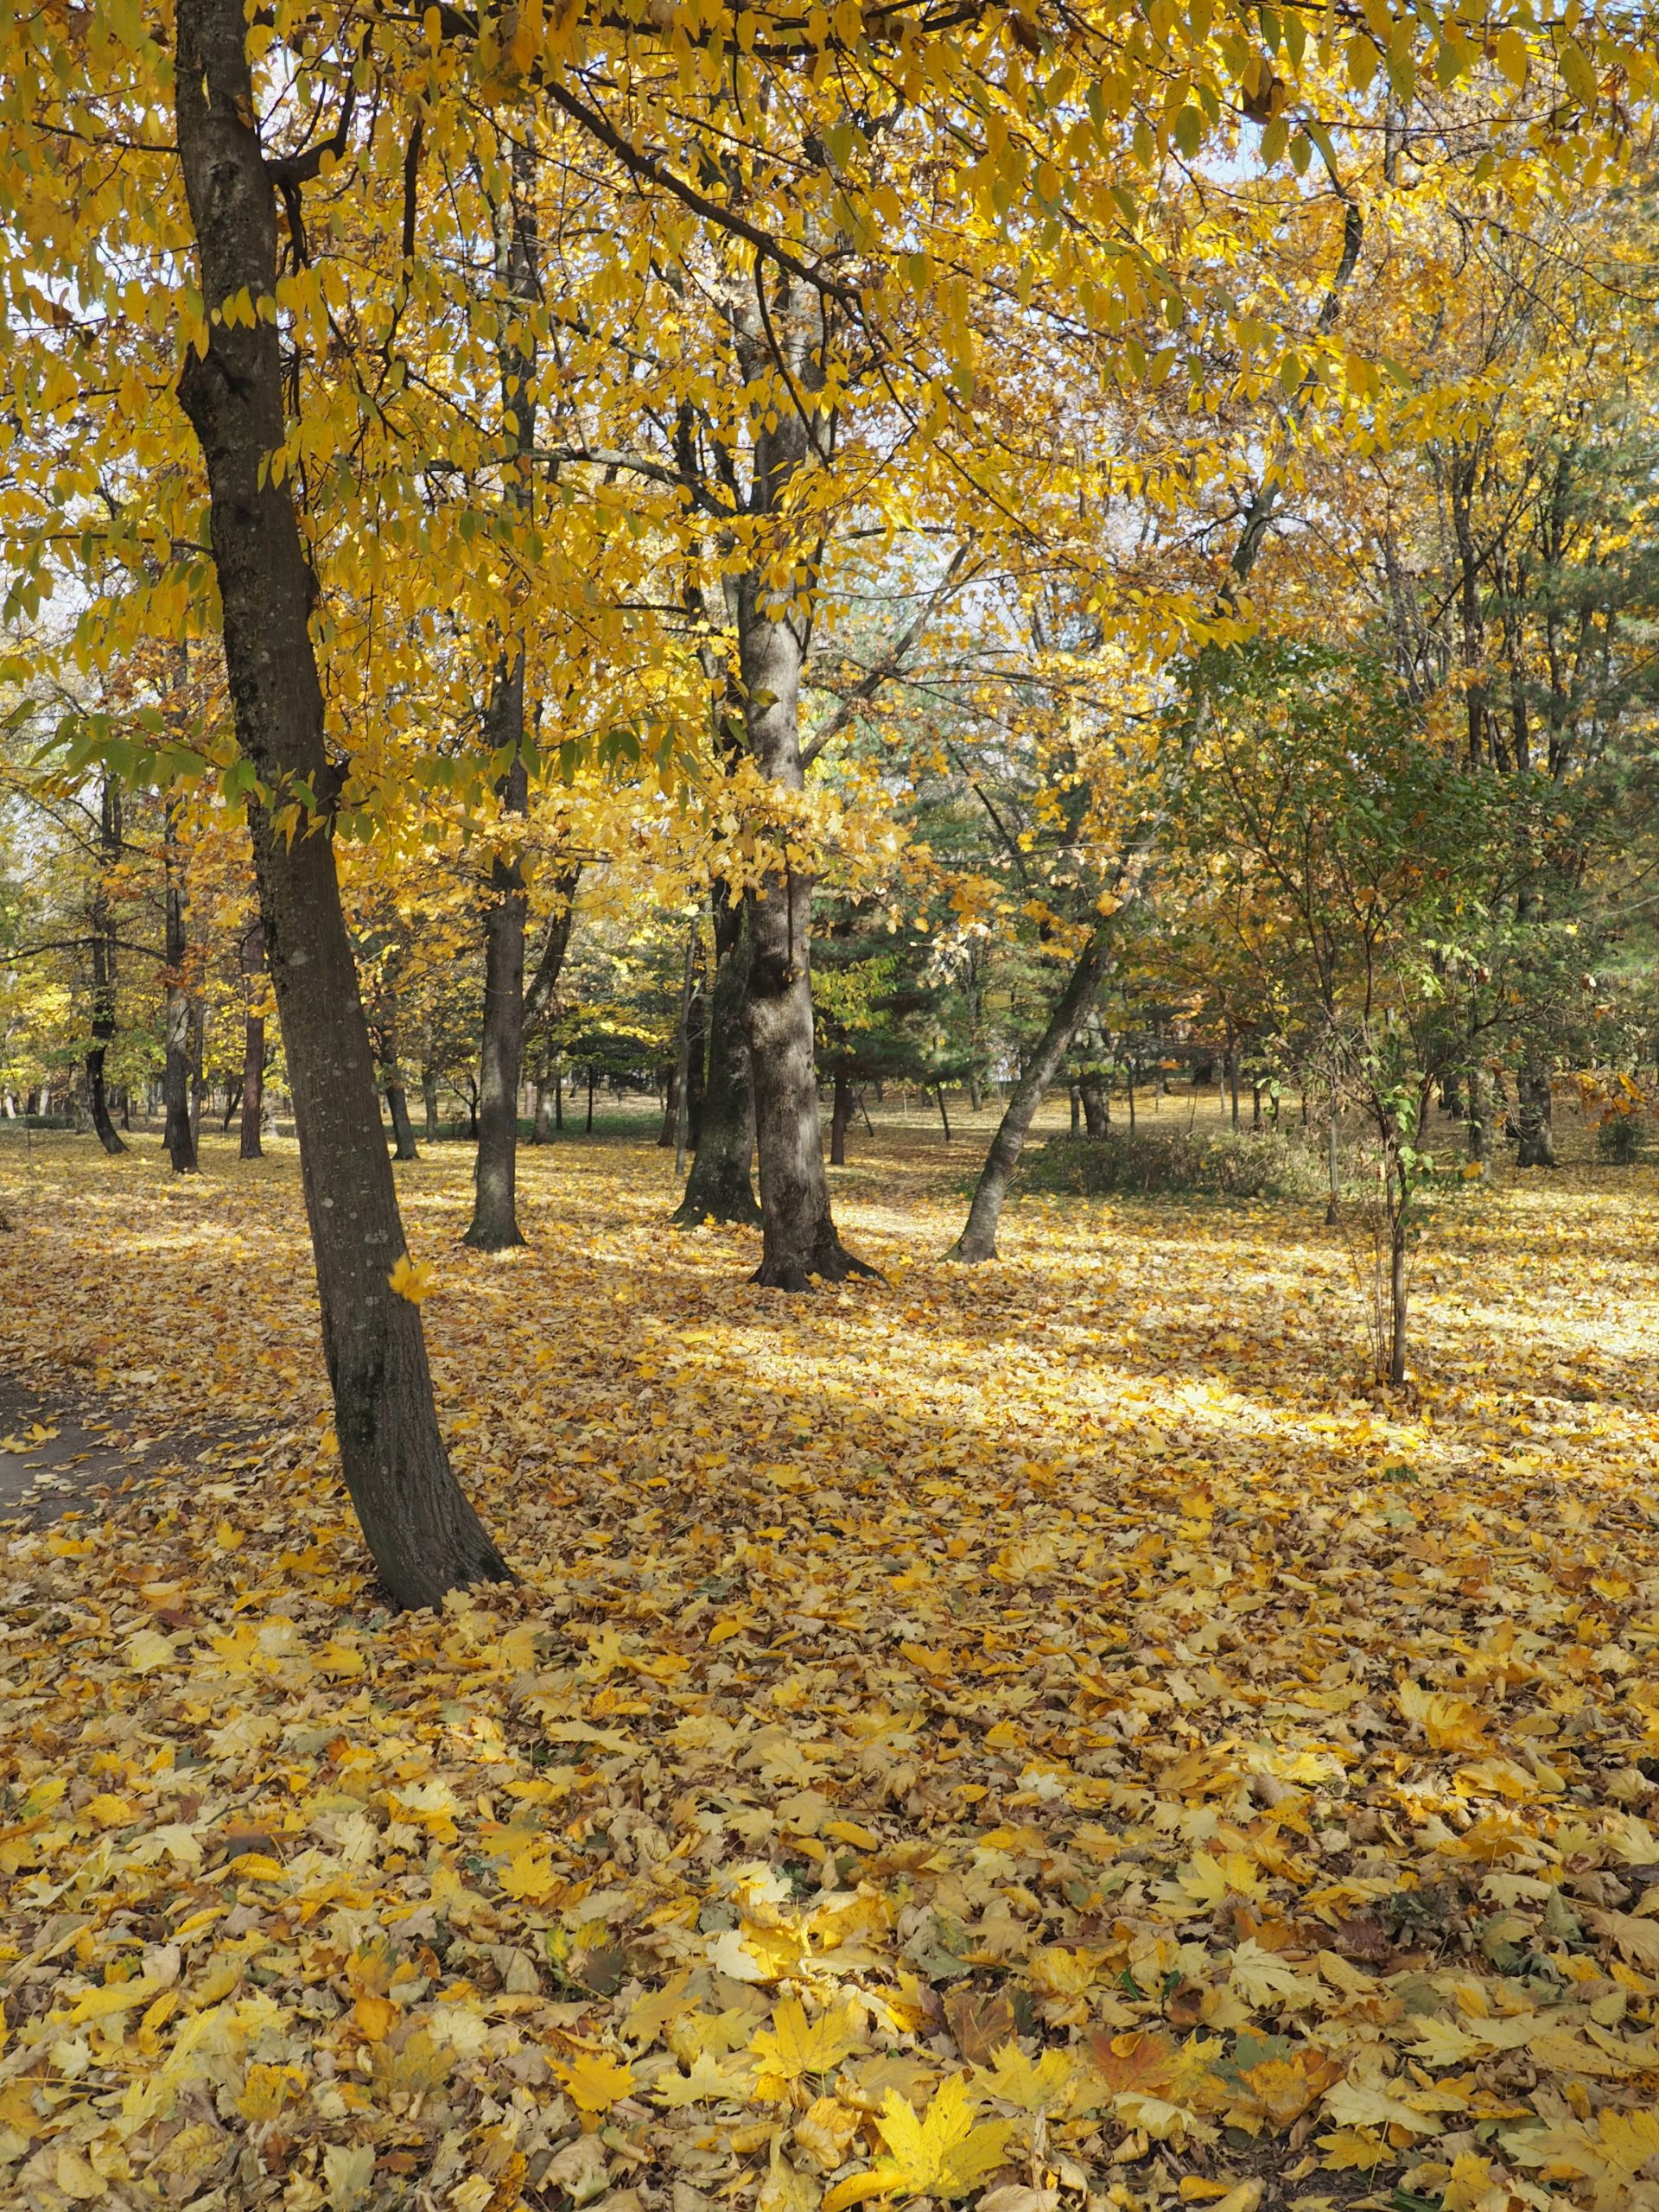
[[0, 1373, 251, 1529]]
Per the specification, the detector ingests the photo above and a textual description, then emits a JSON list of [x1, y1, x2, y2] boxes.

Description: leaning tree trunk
[[1515, 1057, 1556, 1167], [86, 772, 126, 1156], [162, 793, 199, 1173], [674, 887, 760, 1225], [948, 925, 1113, 1262], [386, 1073, 420, 1161], [734, 574, 872, 1287], [174, 0, 506, 1607], [239, 918, 265, 1159]]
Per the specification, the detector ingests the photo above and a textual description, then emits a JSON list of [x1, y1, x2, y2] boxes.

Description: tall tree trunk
[[1387, 1158, 1410, 1387], [239, 918, 266, 1159], [684, 951, 707, 1152], [1467, 1064, 1489, 1173], [86, 772, 126, 1156], [464, 143, 538, 1250], [674, 888, 760, 1225], [1515, 1058, 1556, 1167], [1078, 1074, 1109, 1139], [464, 692, 528, 1246], [421, 1067, 441, 1142], [830, 1065, 851, 1166], [386, 1077, 420, 1161], [735, 577, 872, 1287], [174, 0, 506, 1606], [948, 927, 1112, 1262], [188, 997, 206, 1154], [162, 792, 199, 1174]]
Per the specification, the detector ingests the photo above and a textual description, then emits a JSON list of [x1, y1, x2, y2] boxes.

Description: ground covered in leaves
[[4, 1116, 1659, 2212]]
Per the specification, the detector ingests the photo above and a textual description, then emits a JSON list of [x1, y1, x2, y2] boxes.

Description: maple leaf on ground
[[1396, 1679, 1490, 1754], [973, 2040, 1077, 2113], [750, 1998, 862, 2093], [822, 2077, 1015, 2208], [554, 2050, 636, 2113], [1086, 2030, 1179, 2100]]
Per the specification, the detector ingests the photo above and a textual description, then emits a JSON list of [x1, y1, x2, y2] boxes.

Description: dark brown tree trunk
[[386, 1079, 420, 1161], [735, 577, 873, 1288], [684, 953, 707, 1153], [1069, 1085, 1080, 1135], [161, 793, 199, 1173], [174, 0, 506, 1606], [1078, 1075, 1109, 1139], [464, 695, 528, 1246], [949, 927, 1112, 1262], [1515, 1059, 1556, 1167], [421, 1068, 441, 1141], [188, 998, 206, 1155], [830, 1065, 851, 1166], [674, 888, 760, 1225], [464, 143, 538, 1249], [936, 1085, 951, 1141], [86, 772, 126, 1157], [658, 1069, 680, 1147], [585, 1069, 594, 1133], [240, 919, 265, 1159]]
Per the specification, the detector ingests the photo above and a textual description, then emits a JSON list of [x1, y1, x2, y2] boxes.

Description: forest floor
[[3, 1109, 1659, 2212]]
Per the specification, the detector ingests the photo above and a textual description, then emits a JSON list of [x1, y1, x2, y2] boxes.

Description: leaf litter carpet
[[3, 1131, 1659, 2212]]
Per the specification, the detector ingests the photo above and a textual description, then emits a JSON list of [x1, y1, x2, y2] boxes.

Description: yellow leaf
[[555, 2050, 636, 2113], [825, 2076, 1016, 2206], [1397, 1679, 1489, 1753], [750, 1999, 863, 2089], [353, 1993, 399, 2041], [126, 1628, 177, 1672], [68, 1971, 171, 2024], [498, 1847, 564, 1903], [236, 2062, 307, 2120], [388, 1253, 436, 1303], [974, 2042, 1076, 2113]]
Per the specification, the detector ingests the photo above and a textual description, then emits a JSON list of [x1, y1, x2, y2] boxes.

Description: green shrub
[[1596, 1113, 1647, 1165], [1020, 1127, 1327, 1203]]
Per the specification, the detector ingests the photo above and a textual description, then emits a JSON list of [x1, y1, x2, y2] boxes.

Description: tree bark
[[386, 1077, 420, 1161], [830, 1065, 851, 1166], [162, 792, 198, 1173], [683, 951, 707, 1152], [421, 1068, 441, 1142], [86, 772, 126, 1156], [674, 887, 760, 1225], [239, 918, 265, 1159], [948, 927, 1112, 1262], [463, 141, 539, 1250], [735, 576, 873, 1287], [1515, 1058, 1556, 1167], [464, 691, 528, 1245], [174, 0, 506, 1606], [1078, 1074, 1109, 1139]]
